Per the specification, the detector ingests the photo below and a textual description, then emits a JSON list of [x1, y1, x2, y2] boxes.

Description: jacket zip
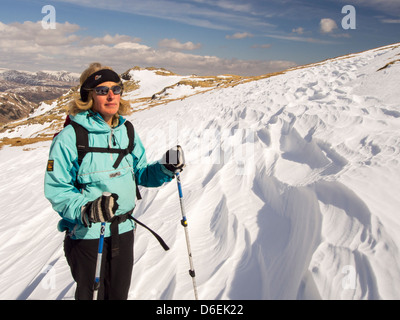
[[109, 128, 114, 148], [92, 111, 119, 160]]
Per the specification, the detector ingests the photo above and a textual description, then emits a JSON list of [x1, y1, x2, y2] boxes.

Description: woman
[[44, 63, 184, 300]]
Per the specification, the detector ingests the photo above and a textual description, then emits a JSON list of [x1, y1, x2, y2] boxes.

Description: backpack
[[54, 116, 169, 252], [69, 119, 142, 200]]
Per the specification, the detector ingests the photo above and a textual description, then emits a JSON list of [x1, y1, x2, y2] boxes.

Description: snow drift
[[0, 43, 399, 300]]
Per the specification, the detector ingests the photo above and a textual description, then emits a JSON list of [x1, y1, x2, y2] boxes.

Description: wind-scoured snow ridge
[[0, 43, 399, 300]]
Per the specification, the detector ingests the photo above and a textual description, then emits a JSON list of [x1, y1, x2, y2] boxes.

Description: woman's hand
[[162, 145, 185, 173], [82, 192, 119, 227]]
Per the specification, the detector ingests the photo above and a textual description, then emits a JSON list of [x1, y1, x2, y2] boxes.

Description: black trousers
[[64, 230, 134, 300]]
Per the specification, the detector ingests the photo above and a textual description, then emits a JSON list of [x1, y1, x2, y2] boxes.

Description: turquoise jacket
[[44, 111, 174, 240]]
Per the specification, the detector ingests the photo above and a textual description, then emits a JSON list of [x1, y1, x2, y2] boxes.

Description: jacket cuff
[[159, 162, 176, 177]]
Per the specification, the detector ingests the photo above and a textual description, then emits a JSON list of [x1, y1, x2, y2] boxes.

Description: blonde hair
[[69, 62, 131, 119]]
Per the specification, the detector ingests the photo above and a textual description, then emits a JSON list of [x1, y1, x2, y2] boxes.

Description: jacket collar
[[70, 110, 125, 133]]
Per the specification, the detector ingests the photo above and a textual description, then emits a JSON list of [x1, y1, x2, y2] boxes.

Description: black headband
[[80, 69, 121, 102]]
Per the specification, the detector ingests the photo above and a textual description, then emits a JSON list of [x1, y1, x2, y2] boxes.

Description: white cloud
[[381, 19, 400, 24], [263, 33, 336, 45], [252, 44, 272, 49], [292, 27, 304, 35], [319, 18, 350, 39], [158, 38, 202, 51], [83, 34, 142, 45], [0, 21, 80, 46], [114, 42, 150, 51], [320, 18, 338, 33], [0, 20, 295, 76], [226, 32, 254, 39]]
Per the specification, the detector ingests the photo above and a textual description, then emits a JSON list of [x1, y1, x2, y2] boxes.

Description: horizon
[[1, 0, 399, 76], [1, 42, 399, 78]]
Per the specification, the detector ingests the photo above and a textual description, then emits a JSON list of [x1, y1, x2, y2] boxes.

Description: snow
[[123, 69, 215, 105], [123, 69, 185, 100], [29, 101, 58, 118], [0, 43, 399, 300]]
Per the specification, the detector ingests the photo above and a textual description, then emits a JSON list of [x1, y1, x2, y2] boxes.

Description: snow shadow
[[313, 180, 372, 228], [16, 258, 59, 300], [228, 170, 322, 299]]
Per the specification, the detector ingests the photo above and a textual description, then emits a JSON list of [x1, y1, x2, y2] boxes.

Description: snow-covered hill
[[0, 43, 399, 300], [0, 92, 36, 124]]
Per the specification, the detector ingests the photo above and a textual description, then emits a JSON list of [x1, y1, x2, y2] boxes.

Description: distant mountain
[[0, 68, 80, 86], [0, 92, 36, 124], [0, 68, 79, 123]]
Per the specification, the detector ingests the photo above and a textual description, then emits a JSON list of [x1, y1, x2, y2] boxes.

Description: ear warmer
[[80, 69, 121, 102]]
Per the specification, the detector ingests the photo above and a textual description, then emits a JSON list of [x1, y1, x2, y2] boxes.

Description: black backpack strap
[[130, 216, 169, 250], [111, 120, 135, 169], [124, 121, 142, 201], [125, 120, 135, 153], [70, 120, 133, 169], [70, 121, 89, 166], [70, 119, 142, 200], [71, 121, 122, 166], [112, 148, 129, 169], [110, 209, 170, 257]]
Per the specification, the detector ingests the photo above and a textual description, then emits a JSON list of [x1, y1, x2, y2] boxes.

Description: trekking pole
[[175, 172, 198, 300], [93, 221, 105, 300], [93, 193, 109, 300]]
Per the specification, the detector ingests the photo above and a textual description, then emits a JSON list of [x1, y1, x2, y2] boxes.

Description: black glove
[[162, 145, 185, 173], [82, 192, 119, 227]]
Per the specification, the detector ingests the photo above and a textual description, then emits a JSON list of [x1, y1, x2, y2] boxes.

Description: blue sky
[[1, 0, 399, 76]]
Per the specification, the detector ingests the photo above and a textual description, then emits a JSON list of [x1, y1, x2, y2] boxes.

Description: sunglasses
[[87, 85, 123, 96]]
